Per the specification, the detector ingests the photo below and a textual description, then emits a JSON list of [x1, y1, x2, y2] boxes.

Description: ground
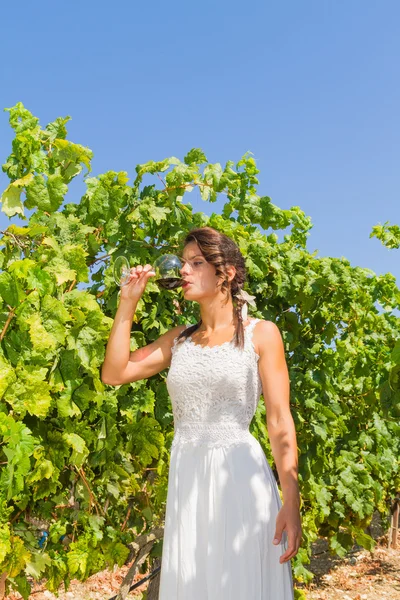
[[298, 537, 400, 600], [5, 532, 400, 599]]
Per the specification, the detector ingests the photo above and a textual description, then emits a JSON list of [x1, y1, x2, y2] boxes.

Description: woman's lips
[[182, 281, 191, 288]]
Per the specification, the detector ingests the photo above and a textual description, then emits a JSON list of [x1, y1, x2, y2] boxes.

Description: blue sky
[[1, 1, 399, 311]]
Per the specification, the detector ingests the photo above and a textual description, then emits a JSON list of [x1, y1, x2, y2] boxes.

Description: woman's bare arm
[[101, 297, 137, 385], [256, 320, 300, 505], [101, 297, 186, 385]]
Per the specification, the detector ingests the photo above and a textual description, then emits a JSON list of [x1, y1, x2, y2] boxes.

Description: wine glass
[[113, 254, 184, 290]]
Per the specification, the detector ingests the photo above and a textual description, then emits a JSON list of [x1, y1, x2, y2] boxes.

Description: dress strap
[[171, 323, 193, 354], [245, 318, 261, 358], [245, 318, 261, 334]]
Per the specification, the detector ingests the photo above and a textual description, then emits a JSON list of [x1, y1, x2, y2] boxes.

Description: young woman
[[101, 226, 302, 599]]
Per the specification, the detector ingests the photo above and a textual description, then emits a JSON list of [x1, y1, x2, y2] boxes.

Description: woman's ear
[[226, 264, 237, 283]]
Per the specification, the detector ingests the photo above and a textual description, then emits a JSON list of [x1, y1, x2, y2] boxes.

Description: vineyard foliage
[[0, 102, 399, 597]]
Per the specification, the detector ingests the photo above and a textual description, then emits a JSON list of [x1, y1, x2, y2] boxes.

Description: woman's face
[[179, 242, 220, 300], [179, 242, 235, 300]]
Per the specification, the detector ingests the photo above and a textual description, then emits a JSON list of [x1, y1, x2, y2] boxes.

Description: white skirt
[[158, 435, 294, 599]]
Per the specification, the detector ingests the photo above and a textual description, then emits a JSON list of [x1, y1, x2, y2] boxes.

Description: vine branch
[[0, 306, 16, 341]]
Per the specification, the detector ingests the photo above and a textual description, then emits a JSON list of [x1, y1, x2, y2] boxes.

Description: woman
[[101, 226, 302, 599]]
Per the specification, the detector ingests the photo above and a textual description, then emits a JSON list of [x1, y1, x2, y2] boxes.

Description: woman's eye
[[194, 262, 202, 266]]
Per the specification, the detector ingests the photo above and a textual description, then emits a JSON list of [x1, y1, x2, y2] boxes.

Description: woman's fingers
[[279, 531, 302, 563], [127, 264, 155, 285], [144, 264, 156, 276], [128, 268, 138, 282]]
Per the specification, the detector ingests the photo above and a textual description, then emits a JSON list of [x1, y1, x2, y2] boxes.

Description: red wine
[[156, 277, 184, 290]]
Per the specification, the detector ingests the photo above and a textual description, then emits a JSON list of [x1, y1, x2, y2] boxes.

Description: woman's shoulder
[[251, 317, 276, 326], [252, 318, 280, 334], [252, 319, 283, 357], [169, 323, 190, 339], [169, 322, 192, 344]]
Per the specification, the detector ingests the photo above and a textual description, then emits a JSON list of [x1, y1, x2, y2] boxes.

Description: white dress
[[158, 318, 294, 599]]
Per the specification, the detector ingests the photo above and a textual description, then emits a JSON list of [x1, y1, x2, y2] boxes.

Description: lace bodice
[[166, 318, 263, 448]]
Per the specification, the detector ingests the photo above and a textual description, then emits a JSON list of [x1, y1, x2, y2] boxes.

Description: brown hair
[[175, 226, 248, 350]]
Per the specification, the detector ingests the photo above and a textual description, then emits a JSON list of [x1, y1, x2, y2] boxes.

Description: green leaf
[[45, 115, 71, 142], [311, 422, 328, 440], [103, 541, 130, 568], [0, 414, 37, 500], [5, 365, 52, 418], [0, 356, 16, 400], [203, 162, 223, 190], [1, 183, 24, 217], [56, 386, 82, 418], [25, 552, 52, 579], [25, 176, 51, 211], [0, 272, 25, 306], [43, 255, 76, 285], [0, 523, 11, 563], [88, 515, 105, 542], [62, 245, 89, 283], [126, 417, 164, 467], [63, 433, 89, 467], [14, 574, 31, 600], [355, 530, 375, 550], [184, 148, 208, 165], [148, 204, 171, 225], [25, 313, 58, 351], [47, 174, 68, 210], [25, 175, 68, 212], [52, 138, 93, 180], [46, 554, 68, 592], [5, 102, 39, 132], [70, 325, 104, 370], [67, 537, 105, 579], [26, 457, 55, 484], [4, 536, 31, 577], [0, 173, 34, 217]]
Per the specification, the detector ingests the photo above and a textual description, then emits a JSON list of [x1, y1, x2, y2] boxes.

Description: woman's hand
[[120, 264, 156, 303], [273, 501, 302, 563]]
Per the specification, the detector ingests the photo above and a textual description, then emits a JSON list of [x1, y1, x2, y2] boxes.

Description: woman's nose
[[180, 262, 191, 274]]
